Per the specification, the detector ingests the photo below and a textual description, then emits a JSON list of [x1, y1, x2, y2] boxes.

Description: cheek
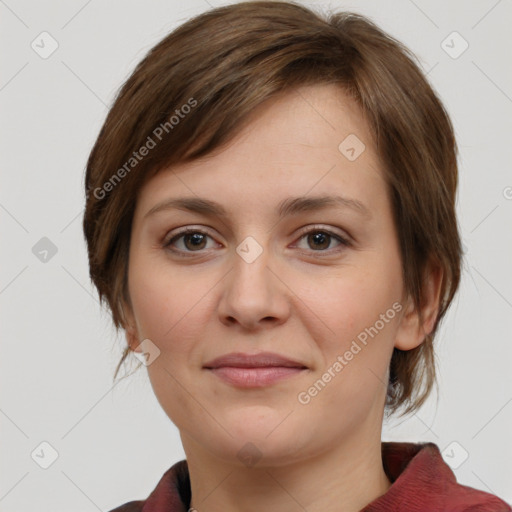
[[129, 257, 206, 346], [303, 254, 402, 405], [313, 267, 401, 344], [297, 275, 400, 425], [129, 270, 212, 426]]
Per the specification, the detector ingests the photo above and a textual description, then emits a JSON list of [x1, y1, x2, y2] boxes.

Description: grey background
[[1, 0, 511, 510]]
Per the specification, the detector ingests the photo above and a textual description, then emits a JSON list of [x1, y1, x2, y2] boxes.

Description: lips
[[203, 352, 309, 388], [203, 351, 308, 369]]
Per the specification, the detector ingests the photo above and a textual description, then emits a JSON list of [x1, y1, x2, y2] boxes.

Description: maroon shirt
[[109, 442, 511, 511]]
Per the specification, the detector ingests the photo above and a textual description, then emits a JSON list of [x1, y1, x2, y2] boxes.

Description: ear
[[123, 303, 143, 354], [394, 260, 444, 351]]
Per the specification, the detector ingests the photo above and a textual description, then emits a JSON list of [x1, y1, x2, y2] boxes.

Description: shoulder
[[107, 500, 145, 512], [105, 459, 190, 512], [370, 442, 512, 512]]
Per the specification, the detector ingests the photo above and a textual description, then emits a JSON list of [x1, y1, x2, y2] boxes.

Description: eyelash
[[162, 225, 351, 258]]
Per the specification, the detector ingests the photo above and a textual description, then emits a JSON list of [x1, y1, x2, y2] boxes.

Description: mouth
[[205, 366, 307, 388], [203, 352, 308, 388]]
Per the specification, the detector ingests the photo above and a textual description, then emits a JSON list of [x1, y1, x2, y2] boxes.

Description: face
[[125, 83, 411, 467]]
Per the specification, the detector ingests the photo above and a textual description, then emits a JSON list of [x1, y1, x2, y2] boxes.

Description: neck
[[182, 422, 391, 512]]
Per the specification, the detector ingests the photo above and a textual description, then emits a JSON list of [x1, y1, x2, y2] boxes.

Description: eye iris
[[184, 233, 206, 250], [175, 231, 336, 252], [308, 232, 330, 250]]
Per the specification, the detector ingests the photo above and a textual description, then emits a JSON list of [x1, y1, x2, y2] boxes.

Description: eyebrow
[[143, 194, 371, 221]]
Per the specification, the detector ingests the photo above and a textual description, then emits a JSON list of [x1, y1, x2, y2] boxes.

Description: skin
[[124, 83, 443, 512]]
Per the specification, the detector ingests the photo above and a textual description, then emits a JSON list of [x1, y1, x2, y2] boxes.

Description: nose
[[217, 239, 291, 330]]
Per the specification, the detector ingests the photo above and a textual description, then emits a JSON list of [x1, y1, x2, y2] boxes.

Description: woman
[[82, 1, 511, 510]]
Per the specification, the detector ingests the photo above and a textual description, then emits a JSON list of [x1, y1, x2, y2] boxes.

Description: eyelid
[[164, 224, 351, 242], [294, 224, 352, 244], [163, 224, 352, 255], [163, 225, 219, 247]]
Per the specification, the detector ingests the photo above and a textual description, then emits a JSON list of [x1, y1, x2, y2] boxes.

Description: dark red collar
[[361, 442, 510, 511], [110, 442, 511, 511]]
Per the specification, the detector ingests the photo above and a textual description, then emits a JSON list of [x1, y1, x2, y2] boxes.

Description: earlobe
[[394, 262, 444, 351], [125, 327, 142, 353], [122, 304, 142, 353]]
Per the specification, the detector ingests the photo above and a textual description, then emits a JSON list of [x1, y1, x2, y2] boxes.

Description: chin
[[205, 435, 307, 469], [199, 416, 313, 468]]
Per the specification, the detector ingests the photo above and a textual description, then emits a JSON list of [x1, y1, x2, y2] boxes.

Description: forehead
[[135, 83, 385, 220]]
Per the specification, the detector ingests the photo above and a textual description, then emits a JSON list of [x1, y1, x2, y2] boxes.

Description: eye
[[294, 226, 351, 254], [163, 228, 218, 255], [163, 225, 351, 257]]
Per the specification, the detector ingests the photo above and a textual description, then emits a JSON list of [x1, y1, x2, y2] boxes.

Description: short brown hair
[[83, 0, 462, 416]]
